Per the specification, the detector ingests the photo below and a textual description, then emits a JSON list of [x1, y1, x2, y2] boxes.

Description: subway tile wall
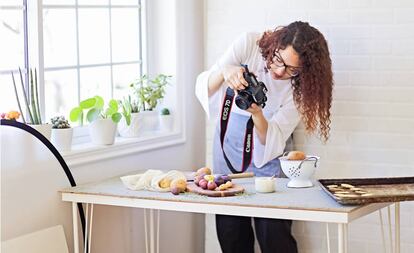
[[202, 0, 414, 252]]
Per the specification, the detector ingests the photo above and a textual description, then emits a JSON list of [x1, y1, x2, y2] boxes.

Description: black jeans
[[216, 214, 298, 253]]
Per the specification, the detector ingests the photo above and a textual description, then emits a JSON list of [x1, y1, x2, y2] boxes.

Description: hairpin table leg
[[338, 223, 348, 253], [395, 202, 400, 253], [73, 202, 80, 253]]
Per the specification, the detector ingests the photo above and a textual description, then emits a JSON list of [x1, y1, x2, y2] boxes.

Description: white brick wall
[[203, 0, 414, 252]]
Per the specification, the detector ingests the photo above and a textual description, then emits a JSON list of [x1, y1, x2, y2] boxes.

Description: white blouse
[[195, 32, 301, 168]]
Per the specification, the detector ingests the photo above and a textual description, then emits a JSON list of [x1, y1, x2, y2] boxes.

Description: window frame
[[0, 0, 30, 91], [40, 1, 144, 141], [3, 0, 186, 166]]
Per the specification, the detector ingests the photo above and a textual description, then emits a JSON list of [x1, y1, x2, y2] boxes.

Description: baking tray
[[318, 177, 414, 205]]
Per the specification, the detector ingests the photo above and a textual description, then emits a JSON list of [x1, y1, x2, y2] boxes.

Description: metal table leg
[[326, 223, 331, 253], [395, 202, 400, 253], [73, 202, 80, 253], [83, 204, 94, 253], [338, 223, 348, 253], [88, 204, 94, 253], [150, 209, 155, 253]]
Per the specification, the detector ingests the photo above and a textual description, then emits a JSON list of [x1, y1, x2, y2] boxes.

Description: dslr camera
[[235, 65, 268, 110]]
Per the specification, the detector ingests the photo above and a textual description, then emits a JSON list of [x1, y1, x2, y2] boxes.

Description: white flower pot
[[89, 118, 118, 145], [159, 114, 174, 132], [141, 110, 159, 132], [31, 124, 52, 141], [51, 128, 73, 152], [118, 113, 143, 138]]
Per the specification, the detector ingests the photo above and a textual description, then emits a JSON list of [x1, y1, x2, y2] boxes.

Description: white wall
[[204, 0, 414, 252], [1, 1, 206, 253]]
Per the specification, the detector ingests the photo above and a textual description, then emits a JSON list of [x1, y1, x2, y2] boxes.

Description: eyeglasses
[[271, 51, 301, 77]]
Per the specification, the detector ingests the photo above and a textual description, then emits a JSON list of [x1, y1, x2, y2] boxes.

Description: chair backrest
[[1, 225, 69, 253]]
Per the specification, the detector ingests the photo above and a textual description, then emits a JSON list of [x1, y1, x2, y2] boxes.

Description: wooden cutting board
[[186, 183, 244, 197]]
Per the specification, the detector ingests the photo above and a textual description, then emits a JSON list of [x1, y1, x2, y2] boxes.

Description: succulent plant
[[50, 116, 71, 129], [160, 108, 170, 115]]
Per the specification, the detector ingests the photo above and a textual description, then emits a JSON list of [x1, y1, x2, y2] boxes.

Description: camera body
[[235, 65, 268, 110]]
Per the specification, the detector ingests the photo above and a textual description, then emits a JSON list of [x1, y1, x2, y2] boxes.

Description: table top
[[63, 174, 369, 212], [61, 174, 392, 223]]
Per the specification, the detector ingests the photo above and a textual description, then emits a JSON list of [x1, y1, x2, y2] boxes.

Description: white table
[[61, 176, 400, 253]]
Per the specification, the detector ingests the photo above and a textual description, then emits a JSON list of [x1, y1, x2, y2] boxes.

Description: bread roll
[[287, 151, 306, 160], [159, 178, 172, 188]]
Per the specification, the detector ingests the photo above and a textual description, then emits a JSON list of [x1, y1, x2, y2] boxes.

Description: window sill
[[61, 130, 185, 167]]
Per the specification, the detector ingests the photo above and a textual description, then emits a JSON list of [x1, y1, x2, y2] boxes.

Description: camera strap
[[219, 87, 254, 174]]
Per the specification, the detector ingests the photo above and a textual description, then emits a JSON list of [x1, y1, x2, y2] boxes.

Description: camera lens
[[235, 92, 253, 110]]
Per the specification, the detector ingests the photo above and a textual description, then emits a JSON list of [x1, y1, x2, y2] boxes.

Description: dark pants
[[216, 214, 298, 253]]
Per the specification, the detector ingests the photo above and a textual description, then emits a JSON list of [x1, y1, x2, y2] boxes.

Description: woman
[[195, 21, 333, 253]]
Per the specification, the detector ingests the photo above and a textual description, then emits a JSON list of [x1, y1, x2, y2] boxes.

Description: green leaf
[[105, 107, 116, 117], [30, 69, 40, 124], [125, 114, 131, 125], [112, 112, 122, 123], [94, 96, 104, 109], [108, 99, 118, 112], [80, 98, 96, 109], [101, 99, 117, 117], [33, 69, 42, 124], [86, 108, 101, 123], [69, 107, 82, 122]]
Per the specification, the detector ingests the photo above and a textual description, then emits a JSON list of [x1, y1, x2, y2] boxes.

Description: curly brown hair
[[258, 21, 333, 142]]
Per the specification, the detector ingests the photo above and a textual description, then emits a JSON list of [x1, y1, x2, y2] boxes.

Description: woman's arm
[[207, 69, 224, 97], [252, 95, 301, 168], [208, 65, 248, 97], [248, 104, 268, 145]]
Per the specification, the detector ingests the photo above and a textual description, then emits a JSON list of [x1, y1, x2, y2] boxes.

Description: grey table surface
[[61, 173, 364, 213]]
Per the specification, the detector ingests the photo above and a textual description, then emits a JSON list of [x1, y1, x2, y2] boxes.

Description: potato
[[214, 176, 225, 186], [159, 178, 172, 189], [218, 184, 228, 191], [287, 151, 306, 160], [218, 181, 233, 191], [170, 178, 187, 192], [195, 167, 211, 176], [207, 181, 217, 190], [204, 174, 215, 182], [199, 179, 208, 189], [225, 181, 233, 187], [170, 186, 181, 195]]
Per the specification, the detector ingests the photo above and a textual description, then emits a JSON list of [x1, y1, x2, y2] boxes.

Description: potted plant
[[130, 74, 172, 132], [70, 95, 122, 145], [50, 116, 73, 152], [159, 108, 174, 132], [11, 68, 52, 140], [117, 95, 144, 138]]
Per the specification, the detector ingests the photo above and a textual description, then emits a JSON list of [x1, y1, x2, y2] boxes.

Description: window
[[1, 0, 185, 165], [42, 0, 143, 121], [1, 0, 144, 122], [0, 0, 28, 111]]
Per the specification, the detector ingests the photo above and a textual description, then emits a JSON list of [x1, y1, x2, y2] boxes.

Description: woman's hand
[[246, 103, 262, 116], [248, 104, 267, 145], [221, 65, 248, 91]]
